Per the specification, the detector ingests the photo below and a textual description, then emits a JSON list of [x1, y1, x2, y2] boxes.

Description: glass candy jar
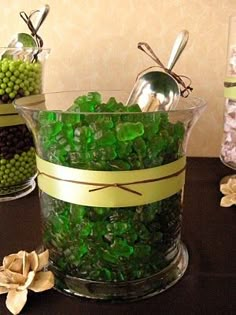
[[221, 15, 236, 169], [15, 91, 206, 300], [0, 47, 50, 201]]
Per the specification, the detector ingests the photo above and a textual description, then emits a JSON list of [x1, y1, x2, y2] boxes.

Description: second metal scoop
[[127, 30, 189, 111], [1, 4, 50, 60]]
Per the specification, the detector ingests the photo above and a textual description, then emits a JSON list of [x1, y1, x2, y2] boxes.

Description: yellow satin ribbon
[[0, 104, 24, 127], [224, 77, 236, 99], [36, 155, 186, 207]]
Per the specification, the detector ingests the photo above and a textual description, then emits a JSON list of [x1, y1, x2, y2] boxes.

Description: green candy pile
[[0, 57, 42, 103], [38, 92, 185, 282], [38, 92, 184, 170], [0, 148, 36, 188]]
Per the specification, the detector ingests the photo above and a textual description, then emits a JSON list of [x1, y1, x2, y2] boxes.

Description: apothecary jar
[[0, 47, 50, 201]]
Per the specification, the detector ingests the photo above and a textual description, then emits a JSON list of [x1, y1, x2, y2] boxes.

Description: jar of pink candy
[[221, 15, 236, 170], [221, 100, 236, 169]]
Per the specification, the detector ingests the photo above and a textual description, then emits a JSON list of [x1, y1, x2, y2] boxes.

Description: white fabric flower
[[0, 249, 54, 315], [220, 176, 236, 207]]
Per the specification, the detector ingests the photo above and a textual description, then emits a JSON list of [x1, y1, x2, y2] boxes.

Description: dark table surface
[[0, 157, 236, 315]]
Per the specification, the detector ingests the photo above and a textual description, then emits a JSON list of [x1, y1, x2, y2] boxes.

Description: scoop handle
[[167, 30, 189, 71], [34, 4, 50, 33]]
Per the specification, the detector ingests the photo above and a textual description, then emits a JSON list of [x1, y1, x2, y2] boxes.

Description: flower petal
[[18, 271, 35, 291], [0, 270, 8, 285], [28, 251, 39, 272], [230, 194, 236, 203], [231, 182, 236, 191], [9, 258, 23, 274], [0, 283, 19, 290], [29, 271, 54, 292], [220, 194, 236, 207], [3, 255, 18, 270], [0, 271, 20, 289], [0, 286, 8, 294], [220, 183, 234, 195], [6, 289, 28, 315], [23, 252, 30, 278], [3, 251, 25, 269], [4, 269, 26, 285], [37, 250, 49, 271]]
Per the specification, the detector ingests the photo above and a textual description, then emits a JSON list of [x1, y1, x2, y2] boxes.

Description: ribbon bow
[[138, 42, 193, 97], [20, 10, 44, 48], [19, 9, 44, 61]]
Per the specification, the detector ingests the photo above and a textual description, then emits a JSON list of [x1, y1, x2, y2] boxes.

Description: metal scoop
[[1, 4, 50, 59], [127, 30, 189, 111], [30, 4, 50, 34]]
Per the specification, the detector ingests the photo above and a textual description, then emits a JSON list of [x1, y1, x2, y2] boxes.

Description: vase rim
[[13, 90, 206, 114]]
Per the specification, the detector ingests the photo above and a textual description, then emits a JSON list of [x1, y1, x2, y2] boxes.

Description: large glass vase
[[14, 91, 206, 300]]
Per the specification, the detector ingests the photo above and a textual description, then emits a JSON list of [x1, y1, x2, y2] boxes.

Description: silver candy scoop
[[1, 4, 50, 59], [31, 4, 50, 34], [127, 30, 189, 111]]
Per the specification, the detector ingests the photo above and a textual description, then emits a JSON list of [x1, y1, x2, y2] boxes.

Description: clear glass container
[[0, 47, 50, 201], [14, 91, 206, 300], [221, 15, 236, 170]]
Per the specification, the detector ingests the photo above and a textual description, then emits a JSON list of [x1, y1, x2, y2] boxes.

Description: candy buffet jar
[[220, 99, 236, 170], [221, 15, 236, 171], [15, 91, 206, 300], [0, 47, 50, 201]]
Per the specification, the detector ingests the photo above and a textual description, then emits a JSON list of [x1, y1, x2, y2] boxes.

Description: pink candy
[[221, 99, 236, 168]]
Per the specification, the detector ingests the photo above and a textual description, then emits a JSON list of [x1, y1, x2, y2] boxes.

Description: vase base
[[51, 242, 189, 301], [0, 179, 36, 202], [220, 156, 236, 171]]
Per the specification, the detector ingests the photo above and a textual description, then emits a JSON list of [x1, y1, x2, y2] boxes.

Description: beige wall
[[1, 0, 236, 157]]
